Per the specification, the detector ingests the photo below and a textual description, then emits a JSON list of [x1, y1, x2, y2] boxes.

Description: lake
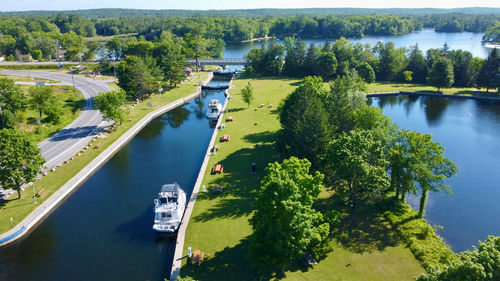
[[0, 85, 227, 281], [372, 95, 500, 252], [223, 30, 491, 59]]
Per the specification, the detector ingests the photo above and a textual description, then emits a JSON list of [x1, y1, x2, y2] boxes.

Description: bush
[[383, 201, 457, 270]]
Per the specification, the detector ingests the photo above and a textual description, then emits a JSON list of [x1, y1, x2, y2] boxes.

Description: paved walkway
[[170, 79, 232, 280], [0, 73, 213, 247]]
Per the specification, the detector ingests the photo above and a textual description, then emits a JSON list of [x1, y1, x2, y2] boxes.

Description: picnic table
[[303, 253, 317, 266], [226, 116, 234, 122], [212, 164, 224, 174], [220, 134, 230, 142]]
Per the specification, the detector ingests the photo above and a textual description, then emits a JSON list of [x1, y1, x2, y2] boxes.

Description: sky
[[1, 0, 500, 12]]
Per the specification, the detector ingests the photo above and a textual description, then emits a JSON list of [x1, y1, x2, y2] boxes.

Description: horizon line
[[2, 6, 500, 13]]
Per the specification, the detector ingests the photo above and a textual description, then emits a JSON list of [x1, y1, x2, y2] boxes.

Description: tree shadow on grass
[[315, 193, 403, 255], [180, 237, 276, 281], [194, 132, 281, 222]]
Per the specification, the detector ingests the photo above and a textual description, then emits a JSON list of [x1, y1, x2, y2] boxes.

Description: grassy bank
[[180, 77, 424, 280], [0, 71, 208, 234], [367, 82, 499, 97]]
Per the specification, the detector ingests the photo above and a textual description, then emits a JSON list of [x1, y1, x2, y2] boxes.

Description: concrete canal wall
[[0, 72, 213, 248]]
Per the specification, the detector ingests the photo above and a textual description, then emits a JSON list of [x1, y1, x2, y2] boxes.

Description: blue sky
[[2, 0, 500, 12]]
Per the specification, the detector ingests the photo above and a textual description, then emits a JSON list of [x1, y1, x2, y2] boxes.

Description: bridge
[[187, 58, 247, 66]]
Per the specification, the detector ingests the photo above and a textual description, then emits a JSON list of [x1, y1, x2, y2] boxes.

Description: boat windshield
[[159, 196, 177, 204]]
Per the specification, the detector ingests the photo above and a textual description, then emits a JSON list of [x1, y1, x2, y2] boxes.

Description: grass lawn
[[0, 71, 209, 234], [367, 81, 500, 97], [19, 85, 85, 143], [180, 77, 424, 281]]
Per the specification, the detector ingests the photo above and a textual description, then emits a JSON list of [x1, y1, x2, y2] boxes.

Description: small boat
[[206, 99, 223, 119], [153, 182, 186, 233]]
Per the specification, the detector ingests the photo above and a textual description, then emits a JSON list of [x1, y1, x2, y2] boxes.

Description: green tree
[[94, 90, 126, 125], [417, 235, 500, 281], [31, 49, 43, 61], [428, 57, 454, 92], [240, 82, 254, 107], [406, 44, 428, 83], [249, 157, 329, 270], [325, 74, 367, 134], [278, 76, 332, 167], [0, 129, 45, 198], [117, 56, 160, 101], [28, 86, 54, 119], [323, 130, 389, 209], [0, 78, 27, 113], [356, 62, 376, 83], [477, 48, 500, 92], [412, 133, 458, 218]]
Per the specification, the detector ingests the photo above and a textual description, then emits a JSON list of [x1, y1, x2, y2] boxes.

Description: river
[[223, 29, 491, 59], [0, 85, 226, 280], [372, 95, 500, 252]]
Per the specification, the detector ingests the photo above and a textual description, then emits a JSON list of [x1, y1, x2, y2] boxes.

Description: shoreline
[[0, 72, 214, 247], [367, 91, 500, 101]]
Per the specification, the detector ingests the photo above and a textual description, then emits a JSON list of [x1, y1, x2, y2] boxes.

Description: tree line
[[249, 75, 458, 273], [246, 38, 500, 92], [1, 12, 499, 61]]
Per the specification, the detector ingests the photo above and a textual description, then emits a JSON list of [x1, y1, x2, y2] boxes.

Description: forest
[[0, 10, 499, 62]]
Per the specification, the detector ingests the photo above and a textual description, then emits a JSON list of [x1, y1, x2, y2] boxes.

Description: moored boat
[[153, 182, 186, 233], [206, 99, 223, 119]]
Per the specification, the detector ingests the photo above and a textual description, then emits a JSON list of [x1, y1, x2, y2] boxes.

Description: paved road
[[1, 70, 112, 170], [0, 61, 98, 65]]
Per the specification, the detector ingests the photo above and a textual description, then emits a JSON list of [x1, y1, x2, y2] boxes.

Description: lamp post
[[32, 182, 37, 204]]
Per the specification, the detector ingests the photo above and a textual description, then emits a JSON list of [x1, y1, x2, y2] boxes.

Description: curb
[[0, 72, 213, 248], [169, 79, 232, 280]]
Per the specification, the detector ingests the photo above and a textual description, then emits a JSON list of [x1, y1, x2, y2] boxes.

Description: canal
[[0, 83, 227, 280], [372, 95, 500, 252]]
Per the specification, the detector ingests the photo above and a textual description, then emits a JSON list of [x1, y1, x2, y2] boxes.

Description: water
[[0, 85, 227, 280], [372, 95, 500, 252], [223, 30, 491, 58]]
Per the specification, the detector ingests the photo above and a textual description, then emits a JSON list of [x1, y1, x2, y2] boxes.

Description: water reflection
[[161, 105, 191, 128], [422, 97, 450, 127], [375, 95, 500, 251]]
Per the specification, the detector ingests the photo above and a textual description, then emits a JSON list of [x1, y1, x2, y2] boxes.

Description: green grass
[[18, 85, 85, 143], [0, 71, 209, 234], [367, 81, 500, 97], [180, 77, 424, 281]]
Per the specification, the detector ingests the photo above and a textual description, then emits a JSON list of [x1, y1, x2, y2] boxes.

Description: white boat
[[153, 182, 186, 233], [206, 99, 222, 119]]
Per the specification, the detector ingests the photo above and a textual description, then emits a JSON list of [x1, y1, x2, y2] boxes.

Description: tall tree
[[427, 57, 454, 92], [278, 76, 332, 167], [28, 85, 54, 119], [477, 48, 500, 92], [249, 157, 329, 270], [117, 56, 160, 101], [0, 129, 45, 198], [240, 82, 254, 107], [406, 44, 428, 83], [0, 78, 27, 114], [323, 130, 390, 209], [94, 90, 126, 125], [325, 74, 367, 134]]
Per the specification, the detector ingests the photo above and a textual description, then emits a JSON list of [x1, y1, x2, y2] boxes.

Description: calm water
[[0, 86, 226, 280], [372, 95, 500, 252], [223, 30, 491, 58]]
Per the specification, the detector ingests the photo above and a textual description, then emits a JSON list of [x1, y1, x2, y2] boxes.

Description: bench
[[212, 164, 224, 174], [220, 134, 230, 142], [212, 144, 220, 152], [191, 249, 201, 264], [213, 185, 223, 192], [37, 189, 49, 198]]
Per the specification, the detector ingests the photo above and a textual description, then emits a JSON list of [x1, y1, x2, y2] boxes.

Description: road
[[1, 70, 112, 170]]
